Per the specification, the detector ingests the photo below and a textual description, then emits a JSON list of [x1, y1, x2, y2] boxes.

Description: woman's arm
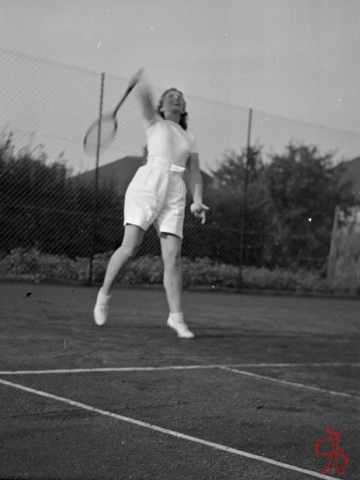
[[187, 153, 209, 224], [187, 153, 203, 204], [132, 73, 156, 124]]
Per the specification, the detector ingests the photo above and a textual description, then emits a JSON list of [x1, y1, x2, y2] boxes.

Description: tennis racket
[[84, 69, 143, 156]]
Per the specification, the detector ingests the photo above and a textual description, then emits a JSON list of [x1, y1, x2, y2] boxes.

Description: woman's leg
[[160, 232, 183, 313], [94, 224, 144, 325], [101, 224, 145, 296], [160, 232, 194, 338]]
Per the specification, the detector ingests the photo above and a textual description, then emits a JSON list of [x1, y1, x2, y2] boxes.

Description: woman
[[94, 71, 209, 338]]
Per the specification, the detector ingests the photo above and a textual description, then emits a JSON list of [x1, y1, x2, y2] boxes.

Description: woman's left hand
[[190, 203, 210, 224]]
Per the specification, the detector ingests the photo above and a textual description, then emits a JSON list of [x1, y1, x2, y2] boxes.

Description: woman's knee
[[118, 243, 138, 261], [119, 225, 144, 260], [162, 248, 181, 268]]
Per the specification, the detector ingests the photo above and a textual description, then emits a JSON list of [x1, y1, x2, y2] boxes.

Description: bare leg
[[101, 224, 145, 295], [94, 224, 145, 326], [160, 232, 183, 313], [160, 233, 194, 338]]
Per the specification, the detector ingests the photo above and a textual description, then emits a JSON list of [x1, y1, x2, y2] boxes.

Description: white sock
[[169, 312, 184, 322], [97, 289, 111, 304]]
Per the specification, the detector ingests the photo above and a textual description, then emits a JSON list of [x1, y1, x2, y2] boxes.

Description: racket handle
[[128, 68, 145, 90]]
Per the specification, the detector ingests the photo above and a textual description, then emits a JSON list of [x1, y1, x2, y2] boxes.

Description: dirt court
[[0, 282, 359, 479]]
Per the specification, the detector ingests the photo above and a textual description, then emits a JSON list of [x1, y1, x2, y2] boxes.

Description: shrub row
[[0, 248, 338, 294]]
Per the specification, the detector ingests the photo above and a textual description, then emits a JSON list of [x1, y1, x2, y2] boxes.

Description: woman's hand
[[190, 203, 209, 224]]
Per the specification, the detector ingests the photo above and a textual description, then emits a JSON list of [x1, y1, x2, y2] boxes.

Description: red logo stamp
[[314, 428, 349, 476]]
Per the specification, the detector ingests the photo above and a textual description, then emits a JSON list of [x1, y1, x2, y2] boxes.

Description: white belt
[[147, 156, 186, 173]]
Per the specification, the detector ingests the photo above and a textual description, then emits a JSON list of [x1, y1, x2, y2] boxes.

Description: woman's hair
[[156, 88, 188, 130]]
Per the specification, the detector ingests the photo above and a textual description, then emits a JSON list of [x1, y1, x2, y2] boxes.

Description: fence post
[[326, 204, 340, 283], [88, 72, 105, 286], [238, 108, 253, 292]]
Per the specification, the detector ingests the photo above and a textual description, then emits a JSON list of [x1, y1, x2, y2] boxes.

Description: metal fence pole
[[326, 204, 340, 282], [238, 108, 253, 292], [88, 72, 105, 286]]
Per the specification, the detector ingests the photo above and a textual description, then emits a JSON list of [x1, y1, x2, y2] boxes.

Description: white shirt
[[144, 115, 198, 170]]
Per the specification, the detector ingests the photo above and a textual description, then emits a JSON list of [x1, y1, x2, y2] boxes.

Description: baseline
[[0, 362, 359, 375], [0, 378, 337, 480]]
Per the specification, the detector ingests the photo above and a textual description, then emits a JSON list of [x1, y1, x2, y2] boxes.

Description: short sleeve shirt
[[144, 115, 198, 169]]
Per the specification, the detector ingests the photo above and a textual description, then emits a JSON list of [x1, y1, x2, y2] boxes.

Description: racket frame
[[83, 76, 138, 155]]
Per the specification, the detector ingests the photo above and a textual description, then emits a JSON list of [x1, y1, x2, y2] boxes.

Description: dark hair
[[157, 88, 188, 130]]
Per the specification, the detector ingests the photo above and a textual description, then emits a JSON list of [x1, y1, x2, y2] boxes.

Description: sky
[[0, 0, 359, 172]]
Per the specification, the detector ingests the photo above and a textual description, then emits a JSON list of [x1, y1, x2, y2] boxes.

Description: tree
[[206, 145, 273, 265], [205, 141, 355, 269], [266, 141, 354, 268], [0, 135, 124, 257]]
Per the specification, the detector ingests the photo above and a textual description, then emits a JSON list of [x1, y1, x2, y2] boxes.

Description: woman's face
[[161, 89, 186, 115]]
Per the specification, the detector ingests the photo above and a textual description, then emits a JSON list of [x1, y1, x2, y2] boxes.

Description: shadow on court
[[0, 282, 359, 479]]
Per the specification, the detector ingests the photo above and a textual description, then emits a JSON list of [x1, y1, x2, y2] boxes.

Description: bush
[[0, 248, 87, 282], [242, 266, 327, 292], [0, 248, 334, 293], [92, 254, 165, 285]]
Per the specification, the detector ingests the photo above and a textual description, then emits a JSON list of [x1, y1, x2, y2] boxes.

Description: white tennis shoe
[[94, 290, 111, 326], [167, 316, 195, 339]]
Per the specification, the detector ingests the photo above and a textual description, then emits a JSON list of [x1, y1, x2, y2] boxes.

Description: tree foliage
[[209, 145, 269, 225], [209, 141, 354, 268], [0, 134, 124, 257], [265, 142, 353, 266]]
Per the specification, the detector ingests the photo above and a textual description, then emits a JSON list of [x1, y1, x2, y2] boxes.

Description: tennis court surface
[[1, 282, 359, 479]]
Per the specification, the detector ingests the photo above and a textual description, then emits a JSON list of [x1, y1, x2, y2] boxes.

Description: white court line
[[0, 378, 337, 480], [0, 362, 359, 375], [220, 367, 360, 400], [232, 363, 360, 368], [0, 365, 220, 375]]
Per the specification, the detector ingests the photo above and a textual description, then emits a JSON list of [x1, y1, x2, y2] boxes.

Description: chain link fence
[[1, 47, 359, 283]]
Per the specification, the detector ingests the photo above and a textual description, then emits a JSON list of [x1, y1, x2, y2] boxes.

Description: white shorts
[[124, 161, 187, 238]]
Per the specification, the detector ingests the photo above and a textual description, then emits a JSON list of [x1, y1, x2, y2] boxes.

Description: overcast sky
[[0, 0, 359, 170]]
